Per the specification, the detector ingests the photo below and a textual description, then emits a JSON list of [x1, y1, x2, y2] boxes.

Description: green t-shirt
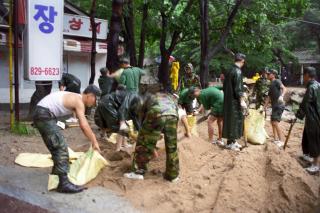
[[198, 86, 224, 113], [178, 88, 193, 105], [119, 67, 145, 92]]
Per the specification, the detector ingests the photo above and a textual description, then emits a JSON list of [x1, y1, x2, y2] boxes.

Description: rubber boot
[[57, 175, 86, 194]]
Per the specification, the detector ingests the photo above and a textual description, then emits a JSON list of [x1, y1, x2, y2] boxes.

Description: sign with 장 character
[[24, 0, 64, 81]]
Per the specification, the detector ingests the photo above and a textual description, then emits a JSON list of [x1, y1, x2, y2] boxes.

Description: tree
[[138, 0, 149, 68], [107, 0, 124, 72], [89, 0, 97, 84], [158, 0, 194, 92], [123, 0, 137, 66], [199, 0, 209, 87]]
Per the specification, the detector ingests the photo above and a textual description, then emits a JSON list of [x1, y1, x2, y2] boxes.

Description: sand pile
[[91, 122, 320, 213]]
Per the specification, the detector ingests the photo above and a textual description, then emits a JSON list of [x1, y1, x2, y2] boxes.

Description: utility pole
[[14, 0, 19, 122]]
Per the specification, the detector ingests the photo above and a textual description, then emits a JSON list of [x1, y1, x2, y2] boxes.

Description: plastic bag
[[15, 148, 83, 168], [244, 109, 269, 145], [187, 115, 198, 137], [48, 148, 108, 190]]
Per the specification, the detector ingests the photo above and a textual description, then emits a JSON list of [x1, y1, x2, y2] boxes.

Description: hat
[[260, 67, 269, 74], [185, 63, 194, 71], [100, 67, 108, 74], [269, 69, 278, 76], [83, 85, 101, 97], [119, 57, 130, 64], [235, 53, 246, 62]]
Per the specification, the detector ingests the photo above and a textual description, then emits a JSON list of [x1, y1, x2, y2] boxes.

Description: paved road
[[0, 165, 138, 213]]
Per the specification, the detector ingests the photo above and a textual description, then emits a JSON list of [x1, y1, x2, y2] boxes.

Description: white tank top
[[38, 91, 77, 117]]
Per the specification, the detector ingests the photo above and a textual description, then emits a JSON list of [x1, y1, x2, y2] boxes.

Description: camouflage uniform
[[132, 93, 179, 180], [254, 76, 269, 109], [33, 106, 69, 175], [181, 74, 201, 90]]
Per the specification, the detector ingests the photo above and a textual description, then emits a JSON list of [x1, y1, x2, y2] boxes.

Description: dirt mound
[[90, 122, 320, 213]]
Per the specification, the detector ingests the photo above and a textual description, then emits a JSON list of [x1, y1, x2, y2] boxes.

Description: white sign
[[63, 14, 108, 40], [24, 0, 64, 81]]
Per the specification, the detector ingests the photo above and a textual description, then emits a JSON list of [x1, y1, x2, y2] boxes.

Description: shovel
[[283, 119, 297, 150]]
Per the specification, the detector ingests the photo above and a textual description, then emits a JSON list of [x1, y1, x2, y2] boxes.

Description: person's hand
[[92, 141, 101, 153], [278, 95, 285, 105], [290, 117, 297, 124], [240, 99, 247, 110]]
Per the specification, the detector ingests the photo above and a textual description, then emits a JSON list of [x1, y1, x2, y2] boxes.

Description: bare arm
[[75, 102, 100, 152], [106, 70, 118, 78], [64, 95, 101, 152], [280, 84, 286, 96]]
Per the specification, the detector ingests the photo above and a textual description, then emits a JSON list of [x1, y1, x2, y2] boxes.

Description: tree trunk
[[107, 0, 124, 72], [199, 0, 209, 88], [207, 0, 244, 60], [316, 34, 320, 54], [28, 81, 52, 118], [138, 1, 148, 68], [89, 0, 97, 84], [123, 0, 137, 66], [157, 0, 194, 92], [158, 12, 170, 92]]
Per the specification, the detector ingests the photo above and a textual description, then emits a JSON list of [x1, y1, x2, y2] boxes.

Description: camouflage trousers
[[132, 115, 179, 180], [33, 106, 69, 175]]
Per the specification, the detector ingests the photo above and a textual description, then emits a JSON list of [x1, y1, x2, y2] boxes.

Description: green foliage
[[11, 122, 37, 136], [70, 0, 313, 78]]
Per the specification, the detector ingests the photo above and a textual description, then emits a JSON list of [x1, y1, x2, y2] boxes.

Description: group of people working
[[31, 53, 320, 194]]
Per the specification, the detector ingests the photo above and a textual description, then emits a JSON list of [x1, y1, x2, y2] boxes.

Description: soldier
[[178, 87, 196, 115], [193, 86, 224, 145], [222, 53, 247, 151], [94, 87, 142, 151], [265, 69, 287, 147], [295, 67, 320, 174], [124, 93, 179, 182], [59, 73, 81, 94], [253, 68, 270, 109], [177, 87, 196, 137], [180, 63, 201, 90], [98, 67, 115, 97], [118, 58, 145, 92], [33, 85, 101, 193]]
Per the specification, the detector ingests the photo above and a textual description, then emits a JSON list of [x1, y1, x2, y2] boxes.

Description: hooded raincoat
[[222, 65, 244, 140]]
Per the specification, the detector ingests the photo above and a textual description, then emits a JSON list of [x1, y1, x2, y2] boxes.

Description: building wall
[[0, 47, 106, 103]]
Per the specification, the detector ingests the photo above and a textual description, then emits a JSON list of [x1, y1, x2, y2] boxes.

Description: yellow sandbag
[[127, 120, 138, 141], [15, 148, 84, 168], [48, 148, 108, 190], [15, 153, 53, 168], [106, 133, 118, 144], [187, 115, 198, 137], [105, 120, 138, 144], [245, 109, 269, 145]]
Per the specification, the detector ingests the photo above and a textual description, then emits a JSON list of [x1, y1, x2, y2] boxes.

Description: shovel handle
[[283, 120, 296, 150]]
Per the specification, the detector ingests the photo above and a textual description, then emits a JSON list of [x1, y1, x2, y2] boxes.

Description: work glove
[[240, 99, 247, 110], [119, 121, 129, 132], [278, 95, 285, 105], [240, 99, 248, 116]]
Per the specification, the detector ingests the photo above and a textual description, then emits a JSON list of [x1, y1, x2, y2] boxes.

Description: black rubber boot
[[57, 175, 86, 194]]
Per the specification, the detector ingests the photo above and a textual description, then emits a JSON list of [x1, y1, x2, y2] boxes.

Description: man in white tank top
[[33, 85, 101, 193]]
